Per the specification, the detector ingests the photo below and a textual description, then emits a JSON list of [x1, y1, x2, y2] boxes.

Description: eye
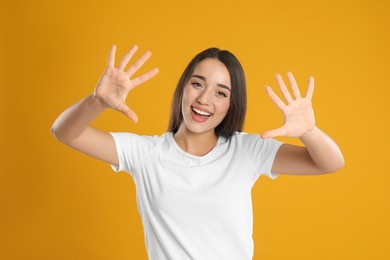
[[191, 82, 203, 88], [217, 91, 228, 98]]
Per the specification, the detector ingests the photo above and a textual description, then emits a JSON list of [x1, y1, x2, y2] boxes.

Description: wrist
[[299, 126, 318, 140], [89, 94, 108, 111]]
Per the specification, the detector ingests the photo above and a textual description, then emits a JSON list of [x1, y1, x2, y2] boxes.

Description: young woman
[[51, 45, 344, 260]]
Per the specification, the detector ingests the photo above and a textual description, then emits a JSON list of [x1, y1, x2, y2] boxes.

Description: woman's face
[[180, 58, 231, 136]]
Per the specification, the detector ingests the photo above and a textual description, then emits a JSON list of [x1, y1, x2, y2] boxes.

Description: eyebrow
[[191, 75, 231, 92]]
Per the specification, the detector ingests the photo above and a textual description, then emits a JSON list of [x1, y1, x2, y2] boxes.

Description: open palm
[[261, 72, 315, 138], [94, 45, 159, 122]]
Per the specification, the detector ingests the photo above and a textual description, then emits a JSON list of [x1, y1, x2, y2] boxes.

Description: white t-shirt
[[109, 131, 283, 260]]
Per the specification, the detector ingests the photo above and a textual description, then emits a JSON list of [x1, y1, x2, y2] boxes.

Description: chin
[[180, 108, 225, 136]]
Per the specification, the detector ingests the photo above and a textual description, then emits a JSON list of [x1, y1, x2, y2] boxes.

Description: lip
[[191, 105, 213, 116], [189, 105, 212, 123]]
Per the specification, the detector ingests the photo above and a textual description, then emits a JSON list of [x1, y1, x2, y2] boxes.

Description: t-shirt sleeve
[[108, 132, 158, 175], [241, 133, 283, 180]]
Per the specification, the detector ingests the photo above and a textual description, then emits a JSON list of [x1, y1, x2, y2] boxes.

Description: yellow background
[[1, 0, 389, 259]]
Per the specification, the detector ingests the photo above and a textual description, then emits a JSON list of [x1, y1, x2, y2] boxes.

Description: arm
[[51, 95, 117, 164], [51, 45, 159, 165], [261, 72, 344, 175]]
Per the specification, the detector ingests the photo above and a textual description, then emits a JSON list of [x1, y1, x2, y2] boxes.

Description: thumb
[[117, 103, 138, 123], [260, 127, 285, 139]]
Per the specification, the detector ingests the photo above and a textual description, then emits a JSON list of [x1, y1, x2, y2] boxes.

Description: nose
[[196, 88, 212, 106]]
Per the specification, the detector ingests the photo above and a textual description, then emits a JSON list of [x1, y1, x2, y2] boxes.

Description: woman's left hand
[[261, 72, 315, 139]]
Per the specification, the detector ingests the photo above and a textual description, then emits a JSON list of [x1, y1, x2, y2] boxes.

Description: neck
[[173, 127, 218, 157]]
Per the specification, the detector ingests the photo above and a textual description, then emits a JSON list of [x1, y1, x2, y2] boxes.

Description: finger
[[261, 127, 285, 139], [305, 76, 315, 100], [107, 45, 116, 68], [132, 68, 160, 88], [118, 45, 139, 71], [275, 73, 294, 104], [126, 51, 152, 77], [287, 71, 301, 99], [265, 85, 286, 110], [117, 103, 139, 123]]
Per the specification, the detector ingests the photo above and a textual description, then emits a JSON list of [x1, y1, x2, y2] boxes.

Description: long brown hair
[[168, 48, 247, 139]]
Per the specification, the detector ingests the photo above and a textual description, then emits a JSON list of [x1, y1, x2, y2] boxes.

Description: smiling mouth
[[191, 106, 212, 117]]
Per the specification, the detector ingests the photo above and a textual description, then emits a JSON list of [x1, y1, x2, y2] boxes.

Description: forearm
[[299, 126, 345, 172], [51, 94, 106, 143]]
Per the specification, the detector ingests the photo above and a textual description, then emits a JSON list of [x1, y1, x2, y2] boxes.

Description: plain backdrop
[[1, 0, 389, 259]]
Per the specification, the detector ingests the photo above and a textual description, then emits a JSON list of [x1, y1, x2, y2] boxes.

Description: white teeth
[[192, 108, 211, 116]]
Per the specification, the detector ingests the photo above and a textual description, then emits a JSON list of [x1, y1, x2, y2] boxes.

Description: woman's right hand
[[93, 45, 159, 123]]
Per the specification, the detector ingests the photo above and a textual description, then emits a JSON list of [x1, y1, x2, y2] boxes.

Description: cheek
[[218, 99, 230, 117], [182, 86, 192, 105], [181, 86, 193, 115], [181, 87, 188, 105]]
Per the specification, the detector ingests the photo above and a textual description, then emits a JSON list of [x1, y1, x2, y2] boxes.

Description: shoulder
[[227, 131, 283, 151], [228, 131, 261, 144], [109, 131, 167, 148], [221, 132, 260, 153]]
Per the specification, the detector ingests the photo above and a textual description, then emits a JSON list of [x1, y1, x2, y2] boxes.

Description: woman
[[51, 45, 344, 260]]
